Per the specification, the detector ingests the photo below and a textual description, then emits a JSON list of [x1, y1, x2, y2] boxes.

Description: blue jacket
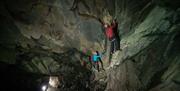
[[92, 54, 101, 62]]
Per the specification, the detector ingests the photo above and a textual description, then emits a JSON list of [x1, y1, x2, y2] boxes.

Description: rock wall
[[105, 1, 180, 91], [0, 0, 180, 91]]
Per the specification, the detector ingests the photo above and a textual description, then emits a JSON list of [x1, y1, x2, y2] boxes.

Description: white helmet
[[104, 24, 108, 28]]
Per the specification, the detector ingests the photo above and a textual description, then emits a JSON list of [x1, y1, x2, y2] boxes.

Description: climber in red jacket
[[104, 22, 119, 55], [98, 17, 120, 53]]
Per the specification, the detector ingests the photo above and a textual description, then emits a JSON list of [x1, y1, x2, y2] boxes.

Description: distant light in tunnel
[[41, 85, 47, 91]]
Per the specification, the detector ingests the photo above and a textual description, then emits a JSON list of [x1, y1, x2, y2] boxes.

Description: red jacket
[[105, 23, 116, 40], [98, 18, 117, 40], [105, 26, 114, 40]]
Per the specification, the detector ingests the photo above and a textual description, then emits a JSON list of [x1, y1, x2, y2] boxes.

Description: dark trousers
[[110, 38, 119, 54], [93, 58, 104, 72]]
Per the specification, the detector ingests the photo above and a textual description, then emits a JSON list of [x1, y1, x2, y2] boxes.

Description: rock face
[[105, 2, 180, 91], [0, 0, 180, 91]]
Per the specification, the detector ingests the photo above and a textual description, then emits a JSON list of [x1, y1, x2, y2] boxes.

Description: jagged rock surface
[[0, 0, 180, 91]]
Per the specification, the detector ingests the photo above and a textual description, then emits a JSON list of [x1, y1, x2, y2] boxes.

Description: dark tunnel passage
[[0, 0, 180, 91]]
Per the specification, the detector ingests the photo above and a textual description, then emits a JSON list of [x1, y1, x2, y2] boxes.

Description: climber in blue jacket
[[91, 51, 105, 72]]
